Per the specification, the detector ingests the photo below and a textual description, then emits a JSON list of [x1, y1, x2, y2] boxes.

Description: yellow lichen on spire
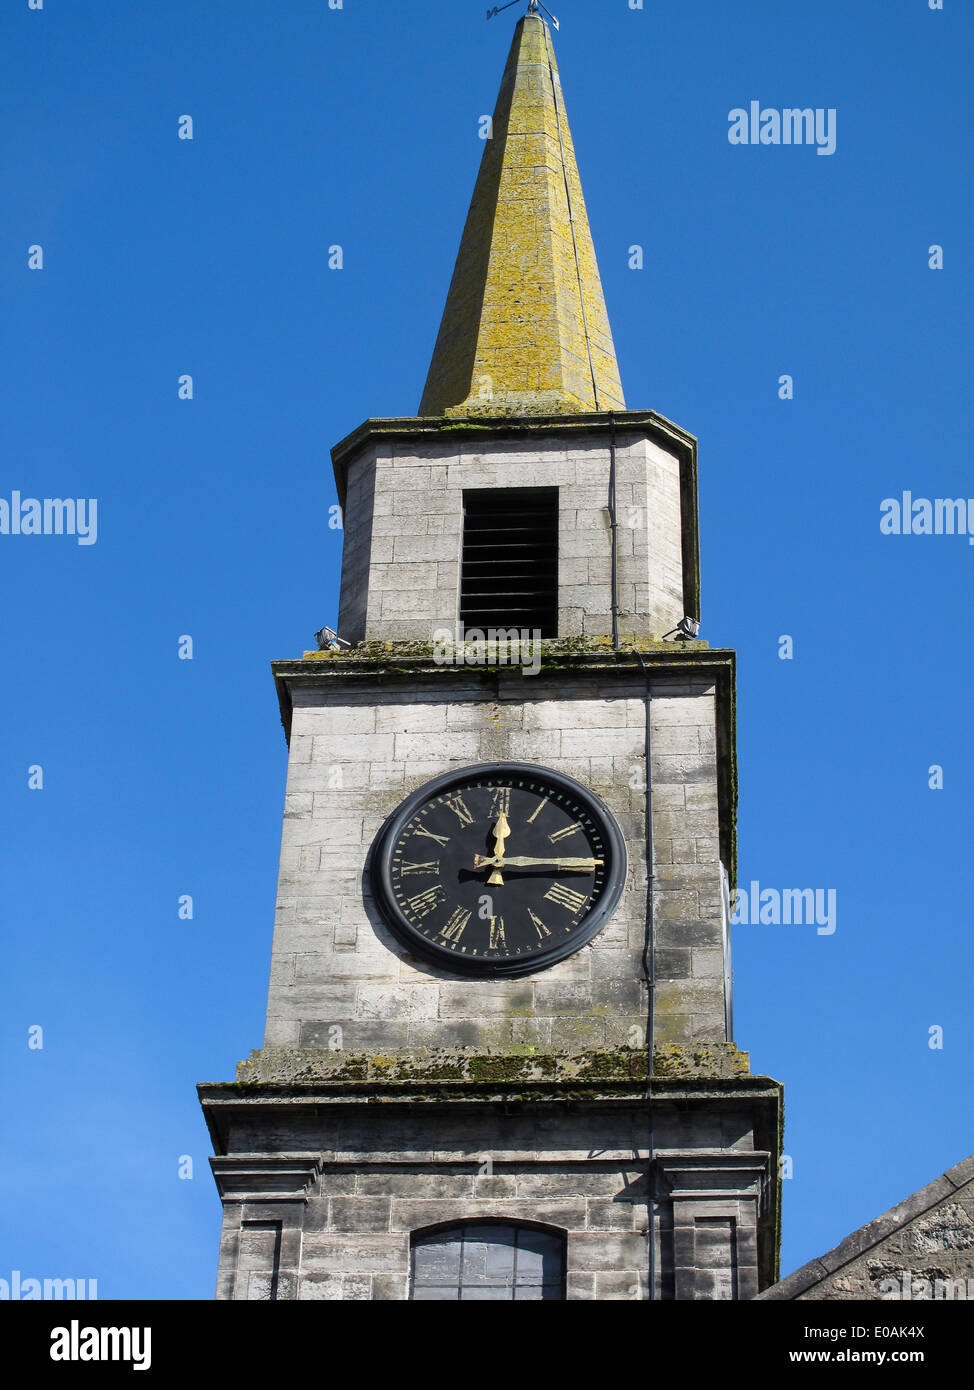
[[419, 14, 626, 418]]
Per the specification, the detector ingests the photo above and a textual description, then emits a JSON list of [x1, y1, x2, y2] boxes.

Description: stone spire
[[419, 13, 626, 418]]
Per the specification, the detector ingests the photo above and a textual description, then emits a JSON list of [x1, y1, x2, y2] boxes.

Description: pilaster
[[656, 1150, 774, 1301]]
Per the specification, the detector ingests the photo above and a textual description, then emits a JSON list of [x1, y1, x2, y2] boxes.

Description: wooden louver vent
[[460, 487, 559, 637]]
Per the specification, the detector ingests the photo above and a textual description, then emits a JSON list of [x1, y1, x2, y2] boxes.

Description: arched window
[[410, 1221, 565, 1301]]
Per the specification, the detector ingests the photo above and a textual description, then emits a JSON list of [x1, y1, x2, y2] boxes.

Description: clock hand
[[474, 855, 604, 870], [486, 813, 511, 887]]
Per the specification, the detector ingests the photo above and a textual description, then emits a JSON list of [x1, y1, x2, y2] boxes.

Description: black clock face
[[371, 763, 628, 978]]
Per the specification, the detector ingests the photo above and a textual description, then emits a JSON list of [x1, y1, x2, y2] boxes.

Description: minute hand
[[474, 855, 603, 870]]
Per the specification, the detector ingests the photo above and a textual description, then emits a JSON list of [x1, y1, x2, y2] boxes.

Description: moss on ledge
[[299, 635, 710, 664], [235, 1043, 750, 1088]]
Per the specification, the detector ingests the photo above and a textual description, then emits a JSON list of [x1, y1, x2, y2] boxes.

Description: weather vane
[[487, 0, 560, 31]]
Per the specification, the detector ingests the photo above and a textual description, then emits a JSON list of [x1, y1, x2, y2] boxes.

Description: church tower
[[199, 10, 782, 1302]]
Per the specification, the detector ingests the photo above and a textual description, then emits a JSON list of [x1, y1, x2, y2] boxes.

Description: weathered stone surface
[[234, 1043, 751, 1087], [336, 429, 691, 646], [259, 653, 737, 1059], [198, 5, 776, 1298], [201, 1084, 781, 1300], [419, 16, 624, 419]]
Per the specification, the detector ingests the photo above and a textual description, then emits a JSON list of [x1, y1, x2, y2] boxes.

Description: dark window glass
[[460, 487, 559, 637], [411, 1222, 565, 1301]]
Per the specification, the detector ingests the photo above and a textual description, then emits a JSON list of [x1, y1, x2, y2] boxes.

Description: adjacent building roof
[[757, 1151, 974, 1300]]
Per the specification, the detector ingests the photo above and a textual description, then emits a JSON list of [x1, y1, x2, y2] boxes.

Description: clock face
[[371, 763, 628, 977]]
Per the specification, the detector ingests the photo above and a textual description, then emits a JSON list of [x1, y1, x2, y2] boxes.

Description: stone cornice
[[655, 1150, 774, 1198], [331, 409, 697, 483], [198, 1074, 782, 1156], [209, 1156, 320, 1203]]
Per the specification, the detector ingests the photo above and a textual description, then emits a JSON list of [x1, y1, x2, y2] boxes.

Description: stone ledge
[[298, 635, 711, 665], [273, 641, 735, 719], [232, 1043, 750, 1088]]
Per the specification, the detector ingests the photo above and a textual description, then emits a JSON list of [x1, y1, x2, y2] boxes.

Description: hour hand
[[487, 813, 510, 886]]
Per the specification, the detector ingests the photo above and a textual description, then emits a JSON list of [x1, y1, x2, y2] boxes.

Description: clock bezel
[[369, 761, 629, 978]]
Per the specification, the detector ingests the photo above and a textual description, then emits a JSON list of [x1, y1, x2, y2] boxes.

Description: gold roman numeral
[[528, 910, 551, 941], [526, 797, 549, 824], [488, 917, 507, 950], [405, 887, 445, 919], [412, 823, 450, 847], [443, 796, 474, 827], [544, 883, 588, 914], [400, 861, 440, 876], [548, 823, 581, 844], [440, 908, 471, 943], [490, 787, 511, 817]]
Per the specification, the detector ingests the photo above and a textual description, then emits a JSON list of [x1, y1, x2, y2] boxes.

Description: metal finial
[[487, 0, 559, 29]]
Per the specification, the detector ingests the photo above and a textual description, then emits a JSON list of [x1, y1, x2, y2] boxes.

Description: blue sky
[[1, 0, 970, 1298]]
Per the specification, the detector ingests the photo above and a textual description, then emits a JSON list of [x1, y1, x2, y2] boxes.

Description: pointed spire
[[419, 14, 626, 418]]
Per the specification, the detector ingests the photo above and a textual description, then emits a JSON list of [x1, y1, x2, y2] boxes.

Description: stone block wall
[[262, 667, 728, 1055], [650, 675, 730, 1042], [336, 431, 686, 644], [207, 1095, 775, 1301]]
